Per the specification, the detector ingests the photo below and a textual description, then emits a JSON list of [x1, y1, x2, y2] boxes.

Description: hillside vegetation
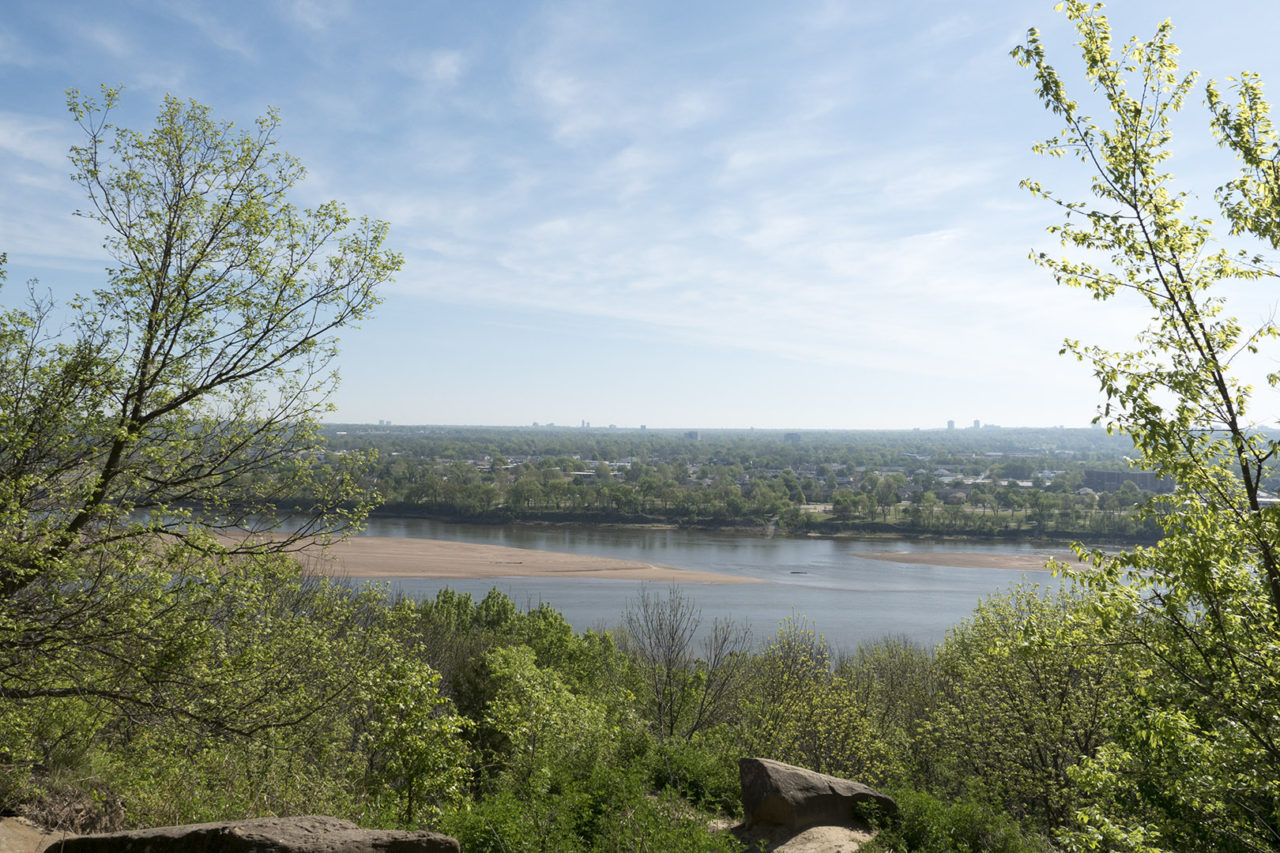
[[4, 5, 1280, 851]]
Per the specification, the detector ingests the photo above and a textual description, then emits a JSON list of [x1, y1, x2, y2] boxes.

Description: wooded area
[[314, 424, 1166, 541]]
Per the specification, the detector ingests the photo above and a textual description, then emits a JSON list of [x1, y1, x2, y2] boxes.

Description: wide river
[[351, 518, 1069, 652]]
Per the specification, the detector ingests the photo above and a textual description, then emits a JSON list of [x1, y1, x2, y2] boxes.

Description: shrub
[[865, 789, 1054, 853]]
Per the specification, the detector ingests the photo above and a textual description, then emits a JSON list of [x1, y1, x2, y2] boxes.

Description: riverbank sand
[[294, 536, 1087, 582], [861, 550, 1087, 571], [299, 536, 764, 584]]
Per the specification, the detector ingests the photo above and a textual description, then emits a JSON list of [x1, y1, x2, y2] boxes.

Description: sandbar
[[861, 550, 1088, 571], [297, 536, 763, 584]]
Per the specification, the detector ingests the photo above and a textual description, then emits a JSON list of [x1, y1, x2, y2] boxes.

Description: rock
[[739, 758, 898, 831], [2, 817, 71, 853], [44, 816, 459, 853], [729, 820, 875, 853]]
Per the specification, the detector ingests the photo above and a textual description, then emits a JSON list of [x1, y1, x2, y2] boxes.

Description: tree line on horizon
[[306, 426, 1164, 541]]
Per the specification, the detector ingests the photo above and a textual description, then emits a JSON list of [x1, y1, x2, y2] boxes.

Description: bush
[[927, 584, 1120, 826], [648, 730, 742, 815], [838, 635, 941, 787], [742, 615, 892, 784], [865, 789, 1054, 853]]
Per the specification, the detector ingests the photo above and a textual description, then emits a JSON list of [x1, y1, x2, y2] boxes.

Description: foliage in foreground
[[4, 575, 1110, 851], [862, 790, 1055, 853], [1015, 2, 1280, 849], [0, 86, 399, 801]]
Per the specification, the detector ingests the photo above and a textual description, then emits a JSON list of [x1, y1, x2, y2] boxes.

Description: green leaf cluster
[[1014, 4, 1280, 849], [0, 88, 400, 758]]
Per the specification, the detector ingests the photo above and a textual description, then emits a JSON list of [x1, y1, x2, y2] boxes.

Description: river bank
[[861, 550, 1086, 571]]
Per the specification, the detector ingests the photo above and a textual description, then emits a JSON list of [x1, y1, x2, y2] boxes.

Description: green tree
[[14, 557, 403, 828], [929, 586, 1120, 828], [471, 645, 617, 852], [875, 472, 908, 521], [1015, 5, 1280, 848], [839, 636, 941, 786], [357, 651, 470, 828], [507, 476, 544, 513], [743, 615, 890, 783], [831, 488, 859, 519], [0, 89, 399, 743]]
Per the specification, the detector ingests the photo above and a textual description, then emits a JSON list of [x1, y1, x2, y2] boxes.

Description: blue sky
[[3, 1, 1279, 429]]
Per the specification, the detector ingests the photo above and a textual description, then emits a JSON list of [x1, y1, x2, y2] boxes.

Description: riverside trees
[[1015, 3, 1280, 849]]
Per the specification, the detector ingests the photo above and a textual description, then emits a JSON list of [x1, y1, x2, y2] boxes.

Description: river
[[349, 519, 1069, 652]]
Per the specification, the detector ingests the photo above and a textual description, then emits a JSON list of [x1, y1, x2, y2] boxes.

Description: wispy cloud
[[0, 29, 37, 67], [8, 0, 1271, 427], [162, 2, 255, 59], [276, 0, 351, 33], [0, 112, 72, 169], [67, 20, 135, 59], [383, 165, 1061, 383], [518, 6, 727, 145], [428, 50, 465, 85], [919, 13, 982, 48], [345, 3, 1057, 388]]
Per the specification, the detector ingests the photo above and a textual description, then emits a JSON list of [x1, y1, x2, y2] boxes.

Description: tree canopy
[[0, 89, 400, 724], [1015, 3, 1280, 849]]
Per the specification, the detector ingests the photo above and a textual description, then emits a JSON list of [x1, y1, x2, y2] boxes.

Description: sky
[[3, 1, 1280, 430]]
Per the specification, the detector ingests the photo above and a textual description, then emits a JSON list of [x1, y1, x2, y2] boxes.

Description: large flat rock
[[44, 816, 458, 853], [1, 817, 69, 853]]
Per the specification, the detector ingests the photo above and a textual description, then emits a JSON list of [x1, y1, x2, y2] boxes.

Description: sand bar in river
[[861, 550, 1086, 571], [299, 536, 763, 584]]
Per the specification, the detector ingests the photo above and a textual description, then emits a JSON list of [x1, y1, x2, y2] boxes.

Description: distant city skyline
[[5, 2, 1280, 429], [341, 419, 1065, 432]]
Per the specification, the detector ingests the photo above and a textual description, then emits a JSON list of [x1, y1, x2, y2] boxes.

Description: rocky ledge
[[41, 816, 458, 853]]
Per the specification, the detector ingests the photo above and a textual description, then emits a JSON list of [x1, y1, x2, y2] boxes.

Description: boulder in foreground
[[44, 815, 459, 853], [740, 757, 898, 831]]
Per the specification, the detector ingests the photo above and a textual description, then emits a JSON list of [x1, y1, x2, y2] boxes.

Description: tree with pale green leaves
[[1015, 3, 1280, 849], [929, 586, 1121, 828], [357, 647, 470, 828], [0, 88, 399, 748]]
